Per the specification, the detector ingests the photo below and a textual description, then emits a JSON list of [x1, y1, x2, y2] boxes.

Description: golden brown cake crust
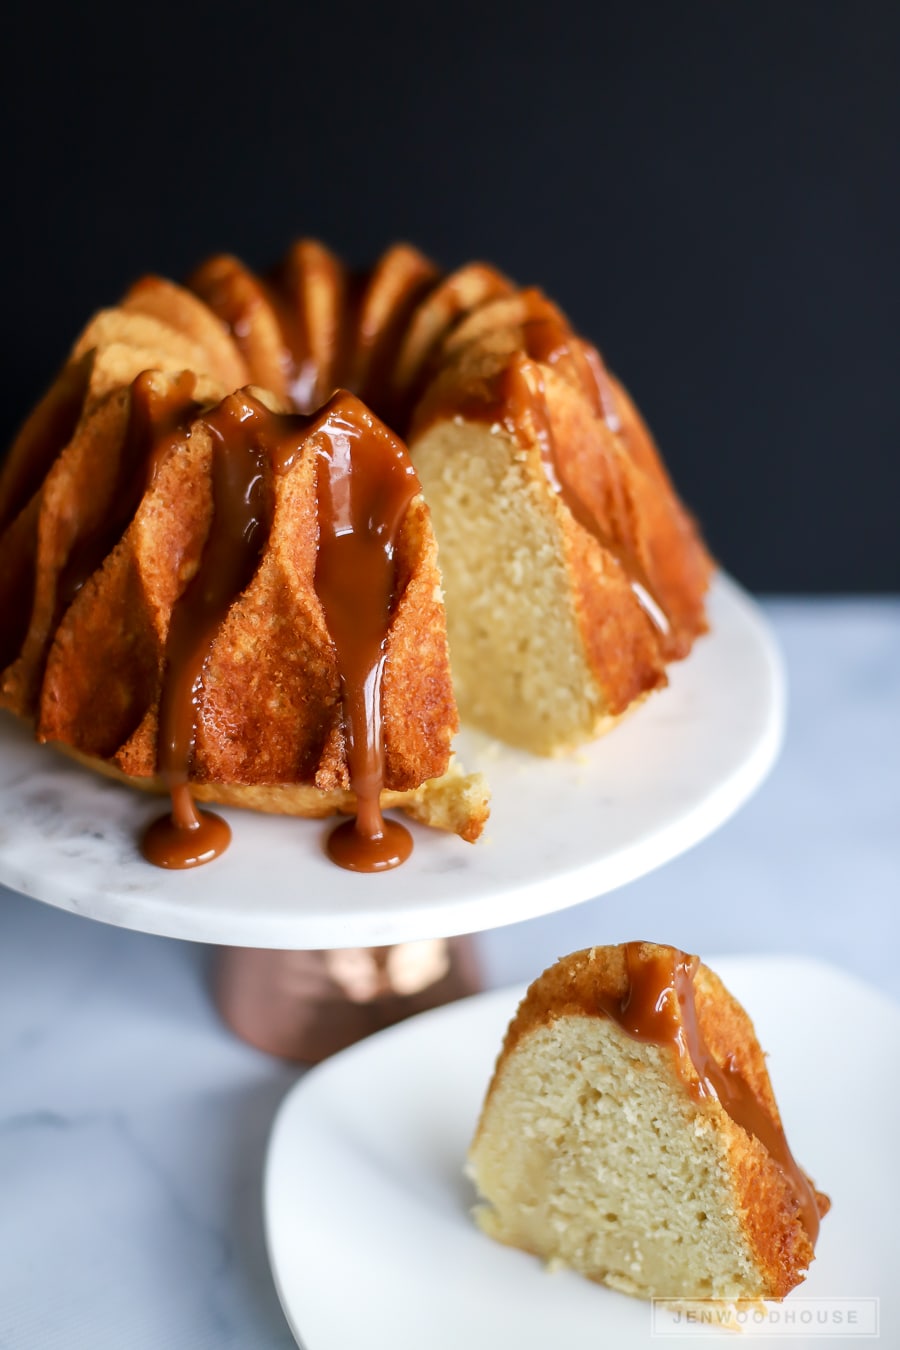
[[21, 393, 457, 796], [412, 309, 713, 671], [475, 944, 829, 1299]]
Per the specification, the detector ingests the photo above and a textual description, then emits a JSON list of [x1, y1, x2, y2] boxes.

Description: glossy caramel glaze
[[141, 390, 420, 871], [141, 780, 231, 869], [611, 943, 820, 1244], [311, 399, 419, 871]]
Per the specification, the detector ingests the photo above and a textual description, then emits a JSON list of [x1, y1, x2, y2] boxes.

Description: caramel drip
[[0, 351, 94, 532], [141, 390, 417, 872], [57, 372, 200, 614], [503, 356, 669, 635], [601, 944, 820, 1245], [141, 391, 273, 869], [141, 781, 231, 869], [312, 401, 418, 872]]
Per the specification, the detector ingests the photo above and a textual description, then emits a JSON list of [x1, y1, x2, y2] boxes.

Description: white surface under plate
[[0, 573, 783, 948], [265, 956, 897, 1350]]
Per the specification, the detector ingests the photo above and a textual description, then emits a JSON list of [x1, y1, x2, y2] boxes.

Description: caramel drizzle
[[312, 402, 419, 871], [142, 391, 272, 869], [141, 390, 416, 873], [602, 944, 820, 1245]]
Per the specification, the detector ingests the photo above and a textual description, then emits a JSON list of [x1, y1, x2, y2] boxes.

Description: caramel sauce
[[141, 390, 417, 873], [141, 781, 231, 869], [57, 372, 200, 614], [141, 390, 272, 870], [312, 401, 419, 871], [602, 943, 821, 1245], [326, 817, 413, 872]]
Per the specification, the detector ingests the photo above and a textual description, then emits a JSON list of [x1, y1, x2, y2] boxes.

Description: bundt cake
[[0, 240, 712, 868], [468, 943, 829, 1302]]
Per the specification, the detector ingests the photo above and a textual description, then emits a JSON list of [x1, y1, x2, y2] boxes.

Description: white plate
[[0, 574, 783, 948], [264, 956, 897, 1349]]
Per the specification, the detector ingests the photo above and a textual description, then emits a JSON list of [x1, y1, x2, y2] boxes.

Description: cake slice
[[468, 943, 829, 1302]]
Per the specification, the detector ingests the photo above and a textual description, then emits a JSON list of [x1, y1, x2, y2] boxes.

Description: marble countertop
[[1, 599, 897, 1349]]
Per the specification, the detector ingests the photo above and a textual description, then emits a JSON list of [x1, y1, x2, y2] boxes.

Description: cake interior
[[469, 1014, 772, 1302], [412, 419, 610, 754]]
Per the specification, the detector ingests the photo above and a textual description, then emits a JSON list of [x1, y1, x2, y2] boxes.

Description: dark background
[[4, 1, 898, 591]]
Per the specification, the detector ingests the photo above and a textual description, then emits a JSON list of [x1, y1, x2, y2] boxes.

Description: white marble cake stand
[[0, 573, 783, 951]]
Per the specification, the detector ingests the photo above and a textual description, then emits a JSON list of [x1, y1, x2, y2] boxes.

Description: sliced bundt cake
[[0, 240, 714, 866]]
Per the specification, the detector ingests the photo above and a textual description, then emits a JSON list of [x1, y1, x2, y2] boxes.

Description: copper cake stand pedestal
[[214, 938, 481, 1063]]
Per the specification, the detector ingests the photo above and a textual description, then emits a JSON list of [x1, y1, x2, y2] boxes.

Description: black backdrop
[[4, 1, 898, 591]]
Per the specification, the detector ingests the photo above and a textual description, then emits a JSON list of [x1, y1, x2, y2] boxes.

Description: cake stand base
[[214, 937, 482, 1063]]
